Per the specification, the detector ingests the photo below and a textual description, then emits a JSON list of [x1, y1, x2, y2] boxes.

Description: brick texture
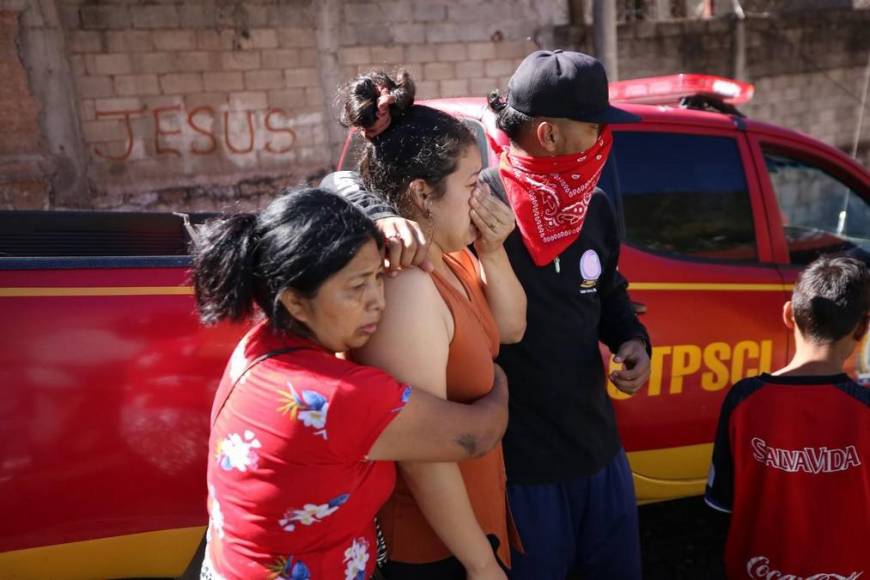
[[13, 1, 863, 211], [0, 11, 41, 155]]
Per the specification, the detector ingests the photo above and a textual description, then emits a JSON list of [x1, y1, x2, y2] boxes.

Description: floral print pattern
[[207, 484, 225, 541], [393, 385, 412, 412], [278, 382, 329, 439], [279, 493, 350, 532], [343, 537, 370, 580], [268, 556, 311, 580], [227, 342, 249, 385], [206, 324, 411, 580], [215, 430, 262, 472]]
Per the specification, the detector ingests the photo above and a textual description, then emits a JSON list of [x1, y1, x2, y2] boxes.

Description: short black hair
[[192, 188, 382, 334], [792, 255, 870, 343], [487, 89, 533, 142]]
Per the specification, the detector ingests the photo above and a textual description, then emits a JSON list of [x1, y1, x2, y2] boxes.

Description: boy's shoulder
[[723, 372, 869, 412], [728, 374, 768, 394], [831, 377, 870, 406], [721, 375, 769, 411]]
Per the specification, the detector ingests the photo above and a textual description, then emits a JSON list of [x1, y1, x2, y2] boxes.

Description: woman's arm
[[367, 364, 507, 462], [470, 186, 527, 343], [476, 246, 526, 344], [399, 462, 504, 578], [357, 269, 504, 576]]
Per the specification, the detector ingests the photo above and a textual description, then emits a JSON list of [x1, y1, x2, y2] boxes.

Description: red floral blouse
[[204, 321, 411, 579]]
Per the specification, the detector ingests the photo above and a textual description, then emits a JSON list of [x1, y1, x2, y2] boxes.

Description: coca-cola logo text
[[746, 555, 863, 580]]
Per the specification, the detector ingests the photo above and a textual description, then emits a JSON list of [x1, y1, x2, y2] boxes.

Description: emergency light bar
[[609, 74, 755, 106]]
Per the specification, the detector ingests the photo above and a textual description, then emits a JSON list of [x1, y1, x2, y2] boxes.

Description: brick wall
[[55, 0, 556, 211], [739, 12, 870, 168], [748, 67, 870, 168], [334, 1, 542, 101], [559, 9, 870, 167], [62, 0, 327, 211], [0, 9, 50, 209], [1, 2, 868, 210]]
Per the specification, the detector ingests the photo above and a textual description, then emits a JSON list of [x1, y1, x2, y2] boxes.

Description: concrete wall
[[65, 0, 328, 211], [45, 0, 553, 211], [0, 9, 49, 209], [0, 1, 868, 211], [559, 8, 870, 167]]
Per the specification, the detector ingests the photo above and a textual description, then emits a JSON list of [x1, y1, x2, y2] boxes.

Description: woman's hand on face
[[470, 183, 515, 256]]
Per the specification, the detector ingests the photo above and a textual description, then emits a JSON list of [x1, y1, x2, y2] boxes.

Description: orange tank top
[[378, 249, 513, 566]]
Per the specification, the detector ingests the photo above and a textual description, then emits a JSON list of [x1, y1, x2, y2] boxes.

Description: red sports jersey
[[706, 373, 869, 579], [204, 321, 411, 580]]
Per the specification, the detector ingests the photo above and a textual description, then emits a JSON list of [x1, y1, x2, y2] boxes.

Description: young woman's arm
[[367, 364, 507, 462], [358, 268, 505, 578], [470, 186, 526, 343]]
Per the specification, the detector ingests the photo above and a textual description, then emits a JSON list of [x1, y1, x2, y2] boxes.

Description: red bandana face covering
[[499, 126, 613, 266]]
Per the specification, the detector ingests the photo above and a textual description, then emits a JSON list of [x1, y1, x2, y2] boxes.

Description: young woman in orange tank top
[[340, 71, 527, 580]]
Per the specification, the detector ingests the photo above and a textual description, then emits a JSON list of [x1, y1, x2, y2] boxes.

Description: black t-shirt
[[495, 188, 648, 483]]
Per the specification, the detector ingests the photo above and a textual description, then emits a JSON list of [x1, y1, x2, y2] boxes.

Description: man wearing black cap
[[325, 50, 650, 579], [481, 49, 650, 580]]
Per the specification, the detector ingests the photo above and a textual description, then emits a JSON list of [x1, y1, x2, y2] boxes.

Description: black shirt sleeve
[[705, 377, 770, 513], [320, 171, 398, 221], [705, 386, 737, 513], [595, 192, 650, 356]]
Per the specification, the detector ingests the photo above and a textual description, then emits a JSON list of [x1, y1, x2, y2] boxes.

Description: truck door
[[601, 126, 791, 502], [748, 133, 870, 383]]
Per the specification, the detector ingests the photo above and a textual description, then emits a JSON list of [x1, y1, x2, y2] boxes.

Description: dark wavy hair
[[487, 89, 533, 142], [192, 188, 382, 334], [339, 70, 476, 216], [792, 255, 870, 343]]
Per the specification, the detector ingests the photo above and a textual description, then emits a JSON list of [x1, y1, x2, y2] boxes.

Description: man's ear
[[782, 301, 796, 330], [280, 289, 311, 326], [407, 178, 431, 215], [535, 121, 559, 154]]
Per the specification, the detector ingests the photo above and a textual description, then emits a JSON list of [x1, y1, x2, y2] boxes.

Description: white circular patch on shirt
[[579, 250, 602, 281]]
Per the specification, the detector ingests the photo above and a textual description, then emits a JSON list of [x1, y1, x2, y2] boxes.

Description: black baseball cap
[[507, 50, 641, 124]]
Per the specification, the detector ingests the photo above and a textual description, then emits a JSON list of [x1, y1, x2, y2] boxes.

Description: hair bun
[[340, 71, 415, 136], [487, 89, 508, 113]]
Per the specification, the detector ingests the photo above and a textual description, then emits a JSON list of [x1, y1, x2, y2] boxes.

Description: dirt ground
[[639, 496, 729, 579]]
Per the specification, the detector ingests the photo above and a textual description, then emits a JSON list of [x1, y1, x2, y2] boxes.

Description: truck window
[[763, 151, 870, 264], [611, 131, 757, 262], [462, 119, 490, 169]]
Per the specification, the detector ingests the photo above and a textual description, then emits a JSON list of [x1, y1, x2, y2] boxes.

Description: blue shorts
[[508, 448, 641, 580]]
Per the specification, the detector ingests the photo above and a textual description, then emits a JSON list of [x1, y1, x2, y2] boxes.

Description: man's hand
[[377, 217, 433, 275], [610, 338, 651, 395], [470, 183, 515, 256]]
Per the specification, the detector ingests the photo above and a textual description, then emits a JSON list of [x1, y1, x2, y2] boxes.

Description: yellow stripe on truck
[[630, 282, 792, 292], [1, 444, 716, 577], [627, 443, 714, 503], [0, 282, 795, 298], [0, 526, 205, 580]]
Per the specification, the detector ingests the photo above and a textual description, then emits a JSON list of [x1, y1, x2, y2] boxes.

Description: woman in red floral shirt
[[192, 189, 508, 580]]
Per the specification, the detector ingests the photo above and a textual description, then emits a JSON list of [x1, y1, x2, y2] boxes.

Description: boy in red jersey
[[706, 255, 869, 579]]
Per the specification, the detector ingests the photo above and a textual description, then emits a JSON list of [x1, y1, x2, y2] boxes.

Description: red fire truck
[[1, 74, 867, 578]]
